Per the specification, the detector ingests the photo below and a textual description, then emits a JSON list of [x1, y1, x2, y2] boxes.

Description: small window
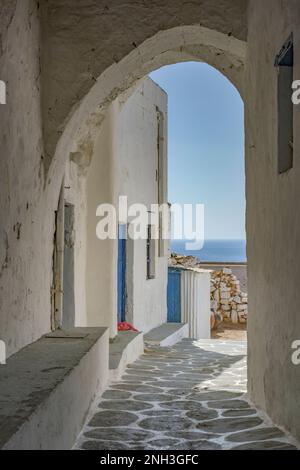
[[275, 34, 294, 174], [146, 225, 156, 279]]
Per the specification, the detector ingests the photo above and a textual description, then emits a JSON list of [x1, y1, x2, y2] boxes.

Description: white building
[[60, 78, 169, 335], [117, 80, 169, 332], [48, 79, 168, 337], [1, 0, 300, 448]]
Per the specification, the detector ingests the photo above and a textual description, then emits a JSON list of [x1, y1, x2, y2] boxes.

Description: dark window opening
[[275, 34, 294, 174], [146, 225, 156, 279]]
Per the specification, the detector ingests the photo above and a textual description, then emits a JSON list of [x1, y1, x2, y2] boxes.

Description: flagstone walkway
[[75, 339, 298, 450]]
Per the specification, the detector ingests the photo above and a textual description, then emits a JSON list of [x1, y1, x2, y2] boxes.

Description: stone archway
[[46, 25, 246, 204], [44, 25, 246, 338], [46, 26, 246, 198]]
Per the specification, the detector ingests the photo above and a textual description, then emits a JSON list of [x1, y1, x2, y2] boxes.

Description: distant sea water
[[171, 239, 247, 263]]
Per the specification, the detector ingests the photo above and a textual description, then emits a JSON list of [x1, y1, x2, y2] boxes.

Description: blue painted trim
[[117, 225, 127, 323], [167, 267, 182, 323]]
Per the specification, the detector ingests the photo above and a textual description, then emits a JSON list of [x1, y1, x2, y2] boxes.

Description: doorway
[[62, 203, 75, 329], [51, 187, 75, 331], [117, 224, 127, 323]]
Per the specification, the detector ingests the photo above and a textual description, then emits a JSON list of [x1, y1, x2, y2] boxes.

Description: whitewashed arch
[[46, 25, 246, 203]]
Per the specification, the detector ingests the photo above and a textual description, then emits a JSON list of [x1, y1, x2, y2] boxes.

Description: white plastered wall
[[117, 79, 168, 333], [0, 1, 246, 357], [246, 0, 300, 442], [49, 78, 168, 339], [63, 160, 87, 327], [83, 79, 168, 335]]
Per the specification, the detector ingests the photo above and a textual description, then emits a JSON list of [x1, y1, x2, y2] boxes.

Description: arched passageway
[[1, 0, 300, 447], [45, 24, 247, 338]]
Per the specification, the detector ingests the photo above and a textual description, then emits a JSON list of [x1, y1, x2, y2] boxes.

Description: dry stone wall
[[170, 254, 248, 328], [210, 268, 247, 326]]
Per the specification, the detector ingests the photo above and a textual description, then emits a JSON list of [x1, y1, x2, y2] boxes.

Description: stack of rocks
[[211, 267, 247, 325], [169, 253, 200, 269]]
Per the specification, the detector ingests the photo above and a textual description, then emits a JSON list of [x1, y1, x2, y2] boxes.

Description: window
[[156, 106, 168, 257], [275, 34, 294, 174], [156, 108, 164, 206], [146, 225, 156, 279]]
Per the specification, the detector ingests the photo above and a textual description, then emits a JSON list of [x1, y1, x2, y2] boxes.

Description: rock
[[99, 400, 153, 411], [198, 417, 263, 433], [84, 428, 155, 442], [148, 438, 181, 448], [102, 389, 132, 400], [213, 290, 220, 301], [237, 304, 247, 311], [169, 253, 201, 269], [222, 409, 257, 418], [210, 312, 216, 330], [173, 440, 222, 450], [232, 280, 240, 289], [223, 268, 232, 275], [226, 426, 285, 443], [139, 415, 192, 432], [207, 399, 251, 410], [231, 310, 238, 324], [221, 292, 231, 300], [170, 253, 247, 328], [222, 305, 230, 311], [81, 440, 130, 450], [89, 410, 138, 427], [231, 441, 297, 450], [214, 312, 223, 326]]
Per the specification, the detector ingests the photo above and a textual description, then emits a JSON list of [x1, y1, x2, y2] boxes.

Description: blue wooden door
[[117, 225, 127, 323], [167, 268, 181, 323]]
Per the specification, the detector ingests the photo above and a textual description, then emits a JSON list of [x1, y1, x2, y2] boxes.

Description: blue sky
[[150, 62, 245, 241]]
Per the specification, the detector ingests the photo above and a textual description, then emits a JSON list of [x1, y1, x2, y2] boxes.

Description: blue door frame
[[167, 267, 182, 323], [117, 225, 127, 323]]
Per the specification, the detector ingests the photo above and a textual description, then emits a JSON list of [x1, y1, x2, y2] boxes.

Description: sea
[[171, 239, 247, 263]]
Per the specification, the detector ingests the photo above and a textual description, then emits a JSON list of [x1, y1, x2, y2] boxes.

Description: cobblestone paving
[[75, 339, 298, 450]]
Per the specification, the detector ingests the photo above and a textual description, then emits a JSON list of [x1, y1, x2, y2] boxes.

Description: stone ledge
[[144, 323, 189, 347], [109, 331, 144, 381], [0, 327, 109, 450]]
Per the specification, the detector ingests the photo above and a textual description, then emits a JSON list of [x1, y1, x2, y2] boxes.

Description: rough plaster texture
[[0, 1, 247, 358], [2, 0, 300, 445], [145, 323, 189, 347], [0, 328, 109, 450], [64, 79, 168, 336], [109, 331, 144, 381], [41, 0, 248, 165], [117, 79, 168, 333], [64, 160, 88, 327], [0, 0, 53, 356], [245, 0, 300, 442], [84, 104, 119, 336], [46, 24, 246, 206]]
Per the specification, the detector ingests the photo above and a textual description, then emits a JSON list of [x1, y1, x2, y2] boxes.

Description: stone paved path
[[75, 339, 298, 450]]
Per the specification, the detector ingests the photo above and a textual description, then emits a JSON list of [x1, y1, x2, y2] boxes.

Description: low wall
[[0, 328, 109, 450], [167, 266, 211, 340], [181, 268, 211, 340], [210, 267, 248, 326]]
